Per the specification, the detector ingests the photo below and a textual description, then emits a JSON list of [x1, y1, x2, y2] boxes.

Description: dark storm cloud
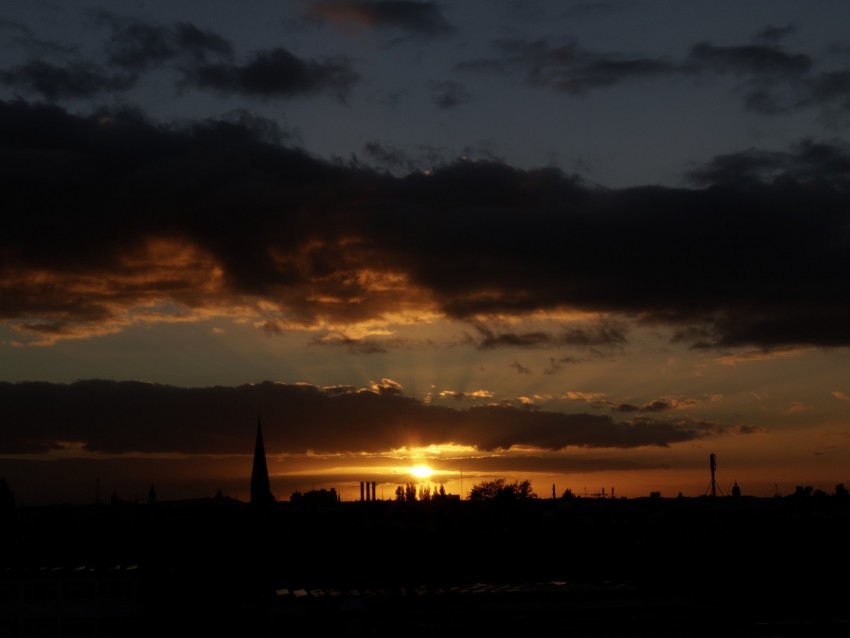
[[185, 47, 358, 99], [173, 22, 235, 62], [308, 333, 426, 354], [459, 33, 850, 117], [685, 41, 812, 114], [562, 324, 627, 347], [581, 394, 700, 413], [0, 13, 353, 102], [461, 407, 723, 451], [476, 328, 552, 349], [94, 12, 234, 71], [0, 60, 135, 99], [686, 42, 811, 77], [3, 100, 850, 349], [363, 140, 417, 172], [0, 380, 724, 456], [363, 140, 484, 174], [686, 138, 850, 184], [0, 18, 77, 56], [473, 322, 627, 350], [612, 400, 674, 414], [98, 14, 179, 71], [459, 38, 679, 94], [612, 403, 642, 413], [309, 1, 454, 37], [103, 12, 333, 96]]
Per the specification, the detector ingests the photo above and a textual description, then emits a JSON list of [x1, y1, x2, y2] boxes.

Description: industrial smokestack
[[360, 482, 364, 502], [372, 481, 377, 501]]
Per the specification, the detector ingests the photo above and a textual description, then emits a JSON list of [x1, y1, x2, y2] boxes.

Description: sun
[[410, 464, 433, 479]]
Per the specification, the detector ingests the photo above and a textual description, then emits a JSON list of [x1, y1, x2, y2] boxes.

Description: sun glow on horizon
[[410, 464, 433, 479]]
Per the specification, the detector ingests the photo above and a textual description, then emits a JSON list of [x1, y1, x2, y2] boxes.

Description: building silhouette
[[250, 417, 276, 505]]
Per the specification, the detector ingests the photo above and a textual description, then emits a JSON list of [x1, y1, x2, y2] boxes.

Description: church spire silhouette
[[251, 416, 276, 505]]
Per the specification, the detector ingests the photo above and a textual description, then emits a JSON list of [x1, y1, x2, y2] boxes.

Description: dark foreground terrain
[[2, 494, 848, 636]]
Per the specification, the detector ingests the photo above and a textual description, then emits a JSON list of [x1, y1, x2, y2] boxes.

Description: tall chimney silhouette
[[250, 417, 276, 505]]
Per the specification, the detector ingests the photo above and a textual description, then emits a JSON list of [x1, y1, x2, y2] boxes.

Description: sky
[[2, 0, 850, 505]]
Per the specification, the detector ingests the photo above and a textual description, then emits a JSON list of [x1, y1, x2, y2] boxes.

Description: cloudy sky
[[2, 0, 850, 505]]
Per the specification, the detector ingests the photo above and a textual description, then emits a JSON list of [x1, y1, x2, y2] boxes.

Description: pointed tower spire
[[251, 416, 276, 505]]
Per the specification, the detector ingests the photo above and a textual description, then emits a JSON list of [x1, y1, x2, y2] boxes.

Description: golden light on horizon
[[410, 464, 433, 479]]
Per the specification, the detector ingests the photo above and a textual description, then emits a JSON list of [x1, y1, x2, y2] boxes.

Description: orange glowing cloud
[[2, 230, 446, 345], [264, 241, 439, 328], [438, 389, 495, 401], [0, 237, 233, 344]]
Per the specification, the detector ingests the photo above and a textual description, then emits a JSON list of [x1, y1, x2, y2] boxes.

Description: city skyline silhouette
[[2, 430, 849, 636]]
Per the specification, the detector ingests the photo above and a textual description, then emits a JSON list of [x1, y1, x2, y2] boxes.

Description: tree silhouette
[[404, 482, 417, 502], [468, 478, 536, 501]]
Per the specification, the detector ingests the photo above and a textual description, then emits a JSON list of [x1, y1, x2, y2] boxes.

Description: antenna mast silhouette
[[705, 452, 725, 497]]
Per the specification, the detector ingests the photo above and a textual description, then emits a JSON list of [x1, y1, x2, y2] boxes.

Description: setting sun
[[410, 464, 433, 479]]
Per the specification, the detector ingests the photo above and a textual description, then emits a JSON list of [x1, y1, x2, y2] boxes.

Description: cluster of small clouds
[[0, 3, 459, 106], [0, 9, 359, 101], [4, 6, 850, 123], [457, 24, 850, 120], [564, 391, 704, 414]]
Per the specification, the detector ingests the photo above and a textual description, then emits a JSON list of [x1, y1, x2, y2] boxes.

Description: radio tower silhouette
[[705, 452, 725, 497]]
